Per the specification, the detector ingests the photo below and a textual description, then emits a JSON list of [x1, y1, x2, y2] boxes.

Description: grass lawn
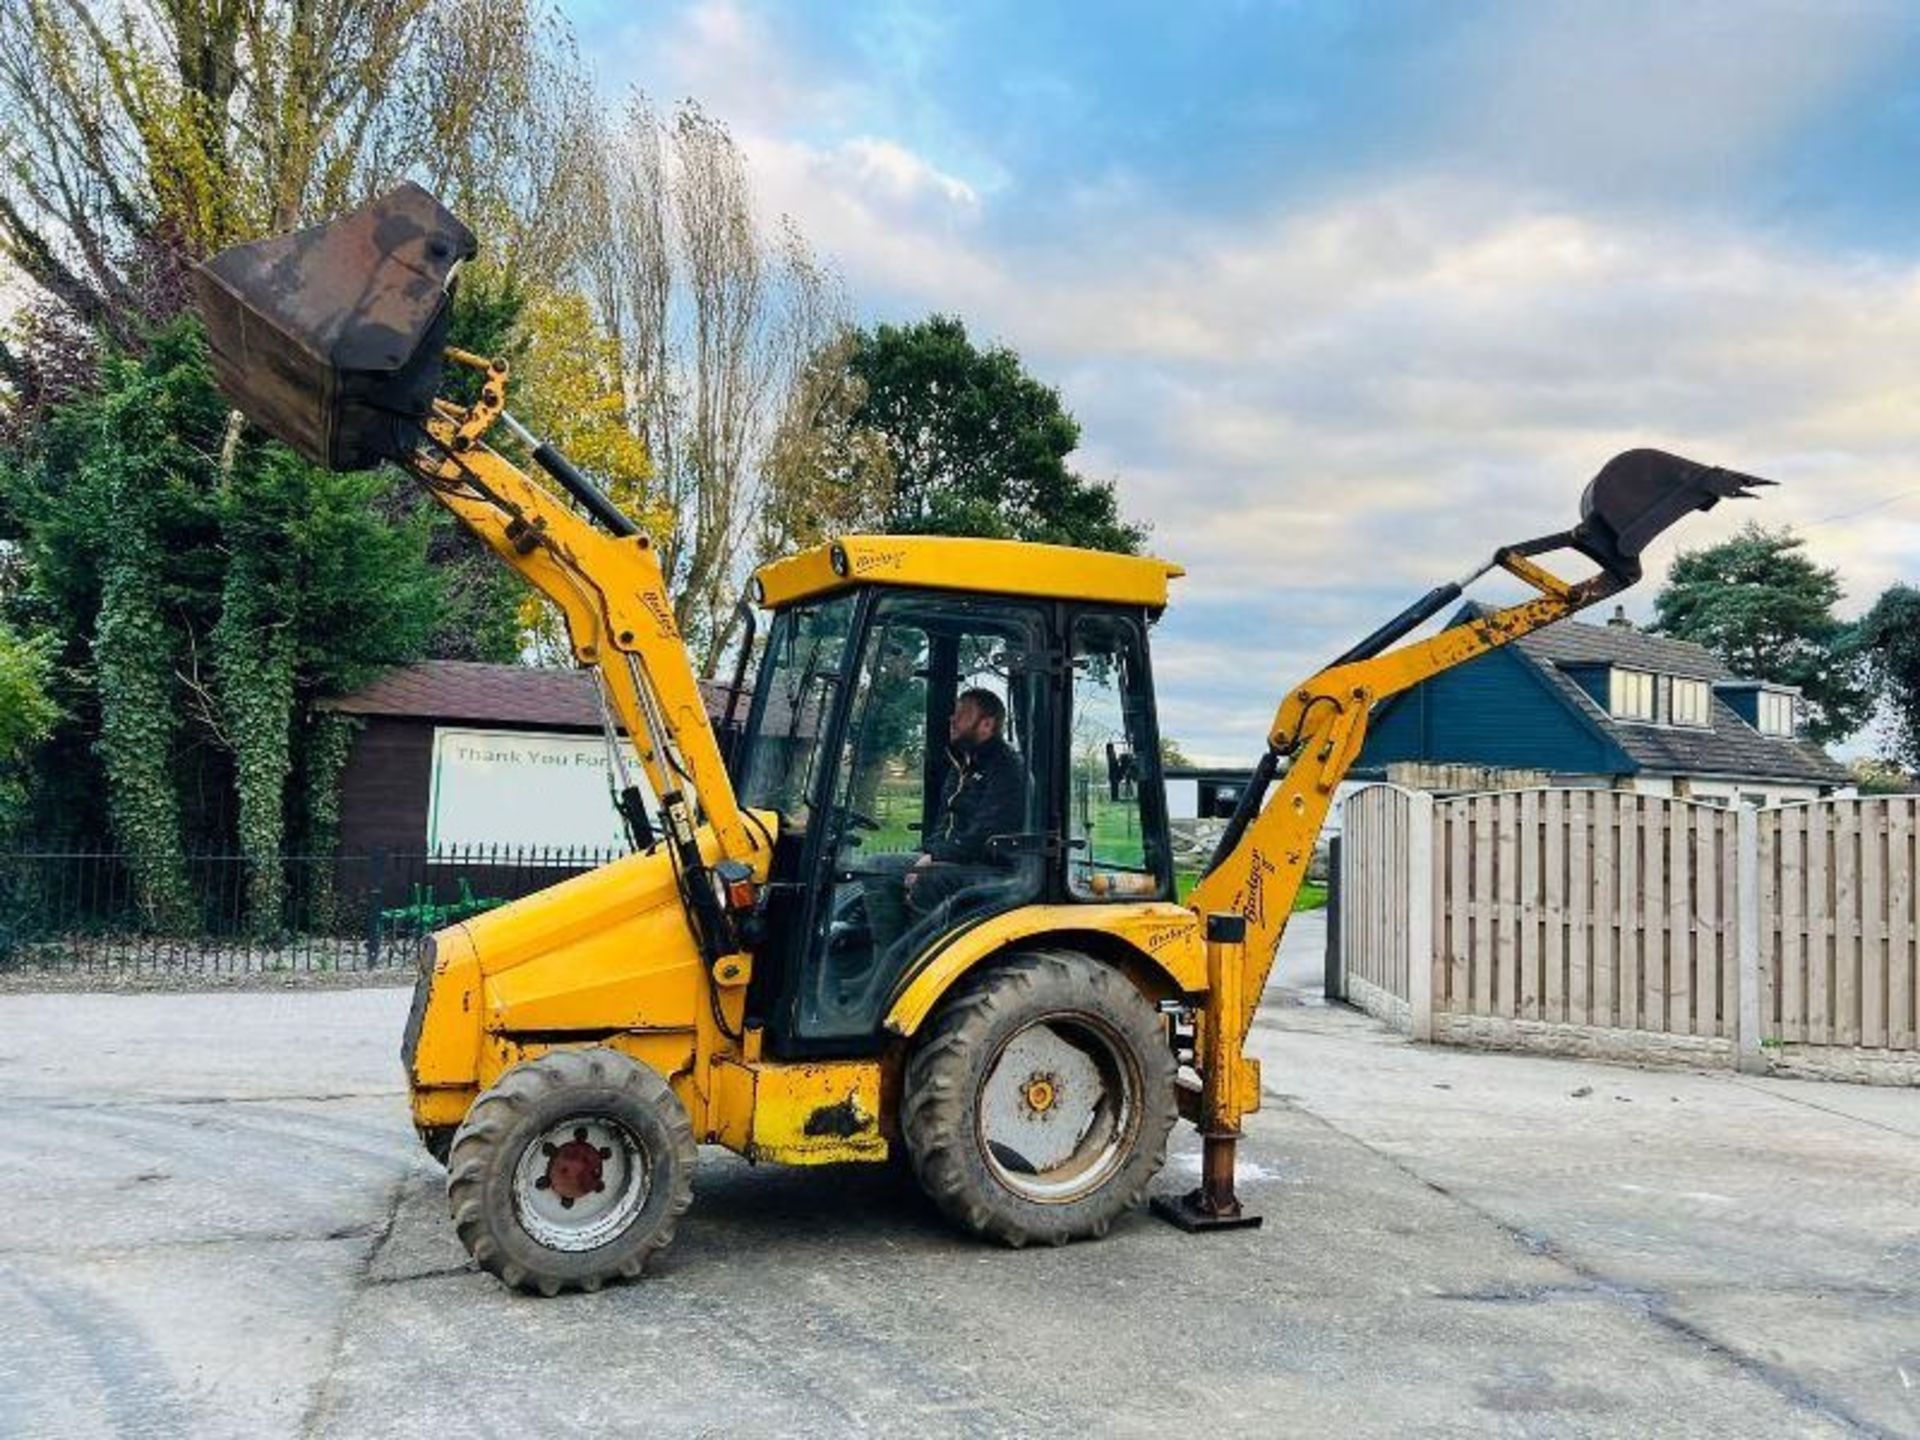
[[858, 772, 1332, 915], [1175, 872, 1328, 910]]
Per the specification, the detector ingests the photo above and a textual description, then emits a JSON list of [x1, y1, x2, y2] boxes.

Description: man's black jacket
[[924, 738, 1025, 865]]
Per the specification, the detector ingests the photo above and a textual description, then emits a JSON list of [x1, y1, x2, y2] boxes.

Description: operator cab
[[733, 538, 1185, 1057]]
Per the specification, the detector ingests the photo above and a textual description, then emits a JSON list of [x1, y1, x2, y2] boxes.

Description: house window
[[1757, 691, 1796, 737], [1670, 677, 1710, 728], [1609, 668, 1655, 721]]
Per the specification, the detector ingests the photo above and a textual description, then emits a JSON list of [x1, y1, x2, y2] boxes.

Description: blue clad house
[[1357, 605, 1852, 806]]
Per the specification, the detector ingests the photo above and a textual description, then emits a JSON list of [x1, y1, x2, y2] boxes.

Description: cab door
[[786, 591, 1056, 1047]]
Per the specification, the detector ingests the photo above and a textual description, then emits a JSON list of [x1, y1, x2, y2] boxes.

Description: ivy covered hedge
[[0, 318, 504, 932]]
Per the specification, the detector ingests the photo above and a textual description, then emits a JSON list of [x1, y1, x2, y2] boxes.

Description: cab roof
[[752, 536, 1185, 611]]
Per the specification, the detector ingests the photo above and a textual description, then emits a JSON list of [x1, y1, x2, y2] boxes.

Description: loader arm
[[190, 181, 766, 976], [408, 354, 762, 964]]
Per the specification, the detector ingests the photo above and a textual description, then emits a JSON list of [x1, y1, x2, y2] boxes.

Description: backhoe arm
[[1160, 450, 1771, 1234], [1188, 448, 1775, 1042], [1186, 556, 1612, 1031]]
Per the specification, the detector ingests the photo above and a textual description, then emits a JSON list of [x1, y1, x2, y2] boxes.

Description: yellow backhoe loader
[[195, 186, 1770, 1294]]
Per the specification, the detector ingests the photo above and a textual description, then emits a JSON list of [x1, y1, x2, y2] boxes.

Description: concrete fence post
[[1324, 836, 1344, 1003], [1735, 806, 1765, 1074], [1408, 791, 1436, 1042]]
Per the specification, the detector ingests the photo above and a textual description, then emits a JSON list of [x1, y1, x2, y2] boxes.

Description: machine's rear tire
[[902, 950, 1176, 1248], [446, 1048, 696, 1295]]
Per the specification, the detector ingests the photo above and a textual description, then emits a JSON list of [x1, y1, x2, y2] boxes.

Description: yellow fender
[[881, 901, 1208, 1038]]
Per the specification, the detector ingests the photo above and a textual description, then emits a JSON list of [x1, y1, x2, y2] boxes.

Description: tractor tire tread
[[902, 949, 1175, 1249], [446, 1047, 696, 1295]]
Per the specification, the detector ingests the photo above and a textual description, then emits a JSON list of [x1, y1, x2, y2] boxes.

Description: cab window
[[1068, 613, 1168, 900], [739, 593, 856, 833]]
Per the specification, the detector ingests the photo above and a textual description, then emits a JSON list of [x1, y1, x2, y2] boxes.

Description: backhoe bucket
[[1570, 448, 1774, 581], [194, 183, 476, 472]]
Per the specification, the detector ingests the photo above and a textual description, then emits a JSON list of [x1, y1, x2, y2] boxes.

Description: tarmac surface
[[1, 912, 1916, 1438]]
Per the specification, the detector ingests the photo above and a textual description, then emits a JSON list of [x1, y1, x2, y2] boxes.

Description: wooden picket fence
[[1762, 799, 1918, 1051], [1339, 785, 1419, 1014], [1337, 787, 1920, 1078]]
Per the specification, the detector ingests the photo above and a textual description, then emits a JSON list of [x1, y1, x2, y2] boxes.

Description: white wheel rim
[[976, 1015, 1140, 1204], [511, 1116, 651, 1253]]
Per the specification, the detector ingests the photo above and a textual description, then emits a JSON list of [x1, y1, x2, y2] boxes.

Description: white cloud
[[594, 1, 1920, 763]]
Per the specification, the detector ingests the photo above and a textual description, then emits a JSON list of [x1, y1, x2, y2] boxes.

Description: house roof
[[1498, 611, 1850, 786], [319, 661, 736, 729]]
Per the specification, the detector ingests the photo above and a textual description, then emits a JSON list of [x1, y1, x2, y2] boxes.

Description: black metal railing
[[0, 845, 625, 976]]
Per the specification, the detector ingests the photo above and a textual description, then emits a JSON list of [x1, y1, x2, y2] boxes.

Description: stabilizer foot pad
[[1151, 1191, 1264, 1233]]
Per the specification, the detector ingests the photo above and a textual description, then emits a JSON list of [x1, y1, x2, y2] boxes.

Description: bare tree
[[757, 329, 894, 557], [580, 98, 845, 671]]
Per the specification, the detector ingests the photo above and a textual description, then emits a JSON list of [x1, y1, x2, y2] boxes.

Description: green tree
[[1650, 524, 1871, 745], [1853, 584, 1920, 770], [1, 320, 444, 924], [845, 315, 1145, 553], [214, 445, 440, 927], [1849, 757, 1915, 795], [0, 618, 56, 838]]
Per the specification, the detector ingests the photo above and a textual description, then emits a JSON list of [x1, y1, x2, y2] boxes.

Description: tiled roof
[[1512, 614, 1733, 680], [1496, 612, 1850, 786], [319, 661, 736, 728]]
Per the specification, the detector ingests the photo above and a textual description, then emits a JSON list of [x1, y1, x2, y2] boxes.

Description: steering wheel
[[826, 805, 882, 846]]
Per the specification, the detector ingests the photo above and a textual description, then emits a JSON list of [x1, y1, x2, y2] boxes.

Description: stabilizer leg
[[1154, 913, 1263, 1234]]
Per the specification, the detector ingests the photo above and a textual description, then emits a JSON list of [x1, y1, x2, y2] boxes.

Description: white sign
[[427, 727, 637, 856]]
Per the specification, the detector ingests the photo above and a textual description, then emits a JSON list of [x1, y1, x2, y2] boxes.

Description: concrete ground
[[1, 917, 1915, 1438]]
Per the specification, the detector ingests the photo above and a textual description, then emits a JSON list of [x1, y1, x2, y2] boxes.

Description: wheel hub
[[511, 1115, 651, 1252], [1022, 1075, 1059, 1115], [977, 1017, 1139, 1202], [539, 1130, 611, 1207]]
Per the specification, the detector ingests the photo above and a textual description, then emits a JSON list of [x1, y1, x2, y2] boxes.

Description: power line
[[1804, 486, 1920, 528]]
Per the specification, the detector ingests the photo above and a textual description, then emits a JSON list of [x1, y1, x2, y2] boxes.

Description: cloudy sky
[[567, 0, 1920, 763]]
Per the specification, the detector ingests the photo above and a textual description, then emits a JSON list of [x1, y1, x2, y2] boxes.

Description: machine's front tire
[[418, 1126, 454, 1168], [446, 1048, 696, 1295], [902, 950, 1176, 1248]]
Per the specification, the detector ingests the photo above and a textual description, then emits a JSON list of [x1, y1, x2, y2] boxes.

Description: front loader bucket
[[1569, 448, 1774, 581], [194, 183, 476, 472]]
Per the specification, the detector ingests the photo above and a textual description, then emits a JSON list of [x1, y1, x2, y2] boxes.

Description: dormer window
[[1609, 667, 1655, 721], [1670, 677, 1710, 728], [1757, 690, 1796, 737]]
